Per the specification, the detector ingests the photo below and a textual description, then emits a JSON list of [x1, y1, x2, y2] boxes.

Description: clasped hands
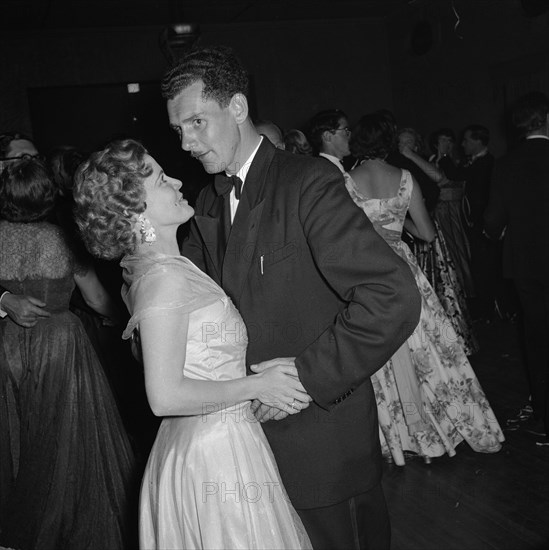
[[249, 357, 312, 423]]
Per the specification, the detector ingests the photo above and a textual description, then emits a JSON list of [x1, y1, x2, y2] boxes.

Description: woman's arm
[[401, 146, 445, 184], [74, 266, 120, 324], [405, 176, 436, 243], [139, 308, 311, 417]]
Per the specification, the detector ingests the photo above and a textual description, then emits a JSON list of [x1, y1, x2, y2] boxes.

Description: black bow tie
[[215, 174, 243, 200]]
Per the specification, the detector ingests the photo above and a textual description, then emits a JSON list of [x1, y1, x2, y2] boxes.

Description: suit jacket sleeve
[[483, 157, 507, 239], [295, 169, 421, 410]]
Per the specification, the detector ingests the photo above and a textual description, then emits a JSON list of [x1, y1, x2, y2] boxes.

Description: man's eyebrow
[[178, 111, 205, 124]]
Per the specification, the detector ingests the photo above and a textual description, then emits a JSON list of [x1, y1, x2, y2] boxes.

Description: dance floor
[[383, 318, 549, 550]]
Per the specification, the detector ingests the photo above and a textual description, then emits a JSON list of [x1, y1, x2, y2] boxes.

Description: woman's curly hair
[[0, 157, 57, 222], [350, 112, 396, 160], [73, 139, 152, 260]]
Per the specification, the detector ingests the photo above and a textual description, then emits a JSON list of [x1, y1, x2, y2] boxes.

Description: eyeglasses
[[332, 127, 351, 137], [0, 153, 43, 162]]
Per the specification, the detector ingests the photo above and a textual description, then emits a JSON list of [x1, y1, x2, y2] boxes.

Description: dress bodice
[[0, 221, 76, 312], [121, 251, 248, 383], [345, 170, 413, 245]]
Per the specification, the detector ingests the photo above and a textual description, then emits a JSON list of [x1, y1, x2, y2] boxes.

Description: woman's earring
[[138, 214, 156, 245]]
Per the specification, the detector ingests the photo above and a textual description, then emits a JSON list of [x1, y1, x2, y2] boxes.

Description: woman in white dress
[[74, 138, 312, 550]]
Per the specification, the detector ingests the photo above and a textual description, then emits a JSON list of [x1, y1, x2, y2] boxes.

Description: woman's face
[[142, 154, 194, 229], [437, 135, 453, 155], [295, 132, 313, 155], [398, 131, 417, 152]]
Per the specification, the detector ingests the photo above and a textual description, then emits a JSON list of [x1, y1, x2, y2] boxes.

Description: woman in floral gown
[[74, 139, 312, 550], [397, 127, 478, 355], [345, 113, 504, 465]]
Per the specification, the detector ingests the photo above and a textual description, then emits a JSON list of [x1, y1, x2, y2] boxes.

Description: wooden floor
[[382, 318, 549, 550]]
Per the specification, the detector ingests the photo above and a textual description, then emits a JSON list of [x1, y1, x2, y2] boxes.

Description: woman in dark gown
[[0, 158, 135, 550]]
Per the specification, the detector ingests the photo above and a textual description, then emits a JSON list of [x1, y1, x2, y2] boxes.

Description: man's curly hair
[[161, 45, 249, 107], [73, 139, 152, 260]]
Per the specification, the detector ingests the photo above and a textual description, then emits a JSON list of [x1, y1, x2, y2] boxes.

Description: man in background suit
[[162, 45, 421, 549], [441, 124, 498, 321], [308, 109, 352, 173], [484, 92, 549, 445]]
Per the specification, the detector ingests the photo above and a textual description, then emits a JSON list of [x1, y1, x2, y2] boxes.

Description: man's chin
[[201, 161, 225, 174]]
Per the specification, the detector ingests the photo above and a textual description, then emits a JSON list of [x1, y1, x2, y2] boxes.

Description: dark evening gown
[[0, 221, 135, 550]]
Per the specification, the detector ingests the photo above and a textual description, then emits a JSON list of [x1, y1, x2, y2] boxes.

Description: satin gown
[[121, 251, 311, 550], [345, 172, 505, 464]]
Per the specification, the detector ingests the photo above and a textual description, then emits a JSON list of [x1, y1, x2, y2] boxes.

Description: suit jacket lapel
[[223, 139, 275, 301], [194, 190, 227, 282]]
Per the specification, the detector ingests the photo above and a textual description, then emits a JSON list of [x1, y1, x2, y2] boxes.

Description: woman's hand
[[250, 357, 312, 415]]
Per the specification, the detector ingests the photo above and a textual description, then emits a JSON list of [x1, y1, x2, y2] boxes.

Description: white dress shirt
[[229, 137, 263, 222]]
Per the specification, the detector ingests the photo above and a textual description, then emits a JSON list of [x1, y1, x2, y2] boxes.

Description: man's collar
[[319, 152, 345, 173], [526, 134, 549, 141], [226, 136, 263, 184]]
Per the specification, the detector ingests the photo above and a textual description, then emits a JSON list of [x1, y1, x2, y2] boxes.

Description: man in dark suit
[[308, 109, 352, 174], [162, 45, 421, 549], [440, 124, 498, 320], [484, 92, 549, 444]]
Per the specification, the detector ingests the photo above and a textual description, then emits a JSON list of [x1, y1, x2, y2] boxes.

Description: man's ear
[[322, 129, 332, 144], [230, 93, 249, 124]]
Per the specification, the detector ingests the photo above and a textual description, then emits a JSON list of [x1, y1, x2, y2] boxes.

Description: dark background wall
[[387, 1, 549, 156], [1, 1, 549, 169], [0, 18, 391, 140]]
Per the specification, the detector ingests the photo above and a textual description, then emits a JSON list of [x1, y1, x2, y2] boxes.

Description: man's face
[[167, 81, 241, 174], [0, 138, 40, 172], [5, 139, 39, 159], [330, 117, 351, 159], [461, 131, 481, 157]]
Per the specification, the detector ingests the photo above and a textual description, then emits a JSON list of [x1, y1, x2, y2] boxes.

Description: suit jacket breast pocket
[[259, 242, 299, 277]]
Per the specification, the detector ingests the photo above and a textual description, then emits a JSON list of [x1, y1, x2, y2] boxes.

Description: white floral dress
[[345, 171, 505, 464]]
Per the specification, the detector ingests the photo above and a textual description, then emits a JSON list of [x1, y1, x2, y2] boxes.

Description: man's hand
[[250, 400, 290, 423], [249, 357, 312, 422], [249, 357, 311, 413], [1, 294, 51, 328]]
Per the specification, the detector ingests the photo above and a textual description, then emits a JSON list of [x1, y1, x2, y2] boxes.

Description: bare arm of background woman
[[403, 175, 436, 243], [74, 266, 120, 325]]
